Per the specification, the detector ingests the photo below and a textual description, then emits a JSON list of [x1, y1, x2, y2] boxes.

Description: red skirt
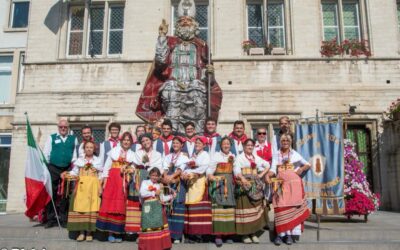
[[138, 209, 171, 250], [274, 200, 310, 234], [125, 200, 141, 233], [99, 168, 126, 214], [184, 191, 212, 235]]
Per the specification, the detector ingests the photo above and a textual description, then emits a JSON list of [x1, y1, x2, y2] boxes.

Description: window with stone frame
[[246, 0, 288, 50], [67, 3, 125, 57], [72, 126, 106, 144], [171, 0, 209, 42], [0, 55, 14, 104], [397, 1, 400, 32], [9, 0, 30, 28], [321, 0, 363, 42]]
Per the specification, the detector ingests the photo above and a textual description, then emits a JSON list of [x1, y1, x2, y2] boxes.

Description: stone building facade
[[4, 0, 400, 212]]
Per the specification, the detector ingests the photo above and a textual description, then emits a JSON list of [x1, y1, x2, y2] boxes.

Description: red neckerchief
[[229, 132, 248, 144], [256, 141, 272, 163], [186, 135, 197, 143], [204, 132, 220, 146], [160, 135, 174, 155], [171, 151, 181, 165], [244, 153, 257, 169], [109, 137, 119, 148]]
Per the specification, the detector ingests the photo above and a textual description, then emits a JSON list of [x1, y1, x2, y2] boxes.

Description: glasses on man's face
[[58, 126, 68, 129], [258, 132, 266, 135]]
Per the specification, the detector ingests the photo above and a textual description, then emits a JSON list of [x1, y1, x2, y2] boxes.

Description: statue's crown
[[178, 0, 196, 18]]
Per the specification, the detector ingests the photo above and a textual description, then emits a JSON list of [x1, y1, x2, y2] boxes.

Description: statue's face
[[178, 16, 193, 27], [175, 16, 199, 41]]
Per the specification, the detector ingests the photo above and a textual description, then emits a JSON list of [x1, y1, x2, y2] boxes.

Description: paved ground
[[0, 211, 399, 249]]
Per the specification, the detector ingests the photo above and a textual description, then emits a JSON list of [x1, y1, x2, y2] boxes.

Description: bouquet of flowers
[[188, 161, 196, 168], [242, 40, 257, 53], [344, 140, 380, 217], [384, 98, 400, 121], [228, 155, 234, 164], [250, 162, 257, 169]]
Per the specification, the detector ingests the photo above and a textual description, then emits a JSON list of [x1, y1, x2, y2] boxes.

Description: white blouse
[[271, 149, 309, 171], [233, 152, 271, 176], [132, 148, 163, 174], [69, 155, 102, 177], [183, 150, 210, 175], [101, 147, 135, 178], [207, 151, 235, 176], [162, 152, 189, 172], [139, 179, 173, 203]]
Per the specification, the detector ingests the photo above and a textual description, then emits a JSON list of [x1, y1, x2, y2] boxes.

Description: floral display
[[320, 38, 371, 58], [344, 139, 380, 216], [384, 98, 400, 121]]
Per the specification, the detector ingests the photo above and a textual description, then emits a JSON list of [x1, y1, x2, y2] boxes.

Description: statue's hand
[[159, 19, 169, 36], [206, 64, 214, 75]]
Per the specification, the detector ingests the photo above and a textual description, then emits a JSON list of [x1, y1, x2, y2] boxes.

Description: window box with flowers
[[242, 40, 278, 56], [242, 40, 257, 55], [384, 98, 400, 121], [320, 38, 371, 58]]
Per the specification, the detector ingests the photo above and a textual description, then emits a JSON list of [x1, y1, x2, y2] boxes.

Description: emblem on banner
[[310, 154, 326, 177]]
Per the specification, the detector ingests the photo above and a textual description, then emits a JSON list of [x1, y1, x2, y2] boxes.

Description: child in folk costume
[[64, 141, 102, 242], [207, 137, 236, 247], [162, 136, 189, 244], [96, 132, 135, 243], [181, 136, 213, 243], [138, 168, 174, 250], [234, 139, 272, 244], [272, 134, 310, 246], [125, 133, 163, 234]]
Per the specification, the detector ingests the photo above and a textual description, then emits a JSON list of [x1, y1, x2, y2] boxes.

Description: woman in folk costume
[[182, 136, 213, 243], [63, 141, 102, 242], [138, 168, 174, 250], [234, 138, 271, 244], [96, 132, 135, 243], [125, 133, 163, 234], [207, 137, 236, 247], [272, 134, 310, 246], [162, 136, 189, 244]]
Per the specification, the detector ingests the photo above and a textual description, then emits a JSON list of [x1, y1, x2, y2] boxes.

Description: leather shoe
[[284, 235, 293, 245], [274, 236, 283, 246], [44, 222, 55, 229]]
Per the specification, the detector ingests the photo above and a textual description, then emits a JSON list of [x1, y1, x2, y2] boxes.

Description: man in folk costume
[[254, 127, 272, 165], [202, 117, 222, 156], [72, 125, 99, 162], [43, 118, 78, 228], [99, 122, 121, 166], [135, 0, 222, 133], [182, 121, 197, 158], [153, 119, 175, 157], [228, 120, 248, 156]]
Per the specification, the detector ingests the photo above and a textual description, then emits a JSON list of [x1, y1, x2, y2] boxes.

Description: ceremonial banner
[[295, 121, 345, 215]]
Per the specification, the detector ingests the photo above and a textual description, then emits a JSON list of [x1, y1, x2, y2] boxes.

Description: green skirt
[[235, 194, 269, 235], [67, 193, 98, 232]]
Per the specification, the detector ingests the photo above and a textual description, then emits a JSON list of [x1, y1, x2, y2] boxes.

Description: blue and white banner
[[295, 121, 345, 215]]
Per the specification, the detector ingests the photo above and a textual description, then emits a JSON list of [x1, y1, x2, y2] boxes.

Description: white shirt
[[132, 148, 163, 174], [207, 151, 235, 176], [162, 152, 189, 172], [98, 140, 121, 167], [271, 149, 309, 171], [139, 179, 173, 203], [43, 133, 78, 162], [69, 155, 102, 178], [153, 139, 173, 157], [233, 152, 271, 176], [101, 147, 135, 178], [183, 150, 210, 175], [185, 141, 196, 158]]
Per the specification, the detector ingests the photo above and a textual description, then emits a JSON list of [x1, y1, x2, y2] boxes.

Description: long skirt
[[125, 200, 141, 233], [211, 203, 236, 235], [138, 212, 172, 250], [67, 193, 97, 232], [274, 200, 310, 234], [96, 168, 126, 234], [184, 192, 212, 235], [168, 202, 185, 240], [235, 194, 269, 235]]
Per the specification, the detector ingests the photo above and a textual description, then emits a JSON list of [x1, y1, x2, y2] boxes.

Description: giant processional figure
[[136, 0, 222, 133]]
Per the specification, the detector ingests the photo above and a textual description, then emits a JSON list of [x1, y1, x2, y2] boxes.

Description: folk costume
[[99, 137, 120, 166], [207, 151, 236, 236], [228, 133, 248, 156], [182, 136, 196, 158], [183, 150, 212, 235], [153, 135, 174, 157], [67, 156, 102, 233], [138, 180, 173, 250], [96, 147, 134, 234], [203, 132, 222, 156], [233, 152, 270, 235], [271, 149, 310, 239], [125, 148, 162, 233], [162, 151, 189, 241]]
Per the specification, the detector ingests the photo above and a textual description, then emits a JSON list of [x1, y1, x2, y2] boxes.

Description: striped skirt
[[167, 202, 185, 240], [235, 194, 269, 235], [125, 200, 141, 233], [211, 203, 236, 235], [67, 194, 97, 232], [96, 212, 126, 234], [184, 196, 212, 235], [274, 200, 310, 234]]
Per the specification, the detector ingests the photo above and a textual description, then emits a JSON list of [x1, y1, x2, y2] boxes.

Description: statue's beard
[[175, 24, 199, 41]]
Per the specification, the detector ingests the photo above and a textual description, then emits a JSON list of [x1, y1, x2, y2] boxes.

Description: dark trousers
[[45, 164, 69, 224]]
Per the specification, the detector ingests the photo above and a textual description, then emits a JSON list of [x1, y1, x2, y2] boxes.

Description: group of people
[[41, 116, 311, 249]]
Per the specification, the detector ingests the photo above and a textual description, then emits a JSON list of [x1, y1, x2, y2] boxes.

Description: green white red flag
[[24, 117, 52, 219]]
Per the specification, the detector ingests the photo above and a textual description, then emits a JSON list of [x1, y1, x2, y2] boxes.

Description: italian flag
[[24, 117, 52, 219]]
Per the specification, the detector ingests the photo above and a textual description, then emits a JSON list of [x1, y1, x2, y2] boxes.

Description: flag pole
[[24, 112, 62, 234], [207, 0, 212, 118]]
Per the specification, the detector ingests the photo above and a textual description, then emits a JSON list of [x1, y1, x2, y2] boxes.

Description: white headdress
[[178, 0, 196, 18]]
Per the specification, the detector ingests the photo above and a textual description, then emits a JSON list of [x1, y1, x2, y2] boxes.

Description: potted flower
[[264, 43, 274, 55], [384, 98, 400, 121], [242, 40, 257, 55], [320, 38, 341, 58]]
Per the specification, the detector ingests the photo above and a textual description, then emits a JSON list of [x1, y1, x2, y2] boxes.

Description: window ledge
[[3, 27, 28, 33]]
